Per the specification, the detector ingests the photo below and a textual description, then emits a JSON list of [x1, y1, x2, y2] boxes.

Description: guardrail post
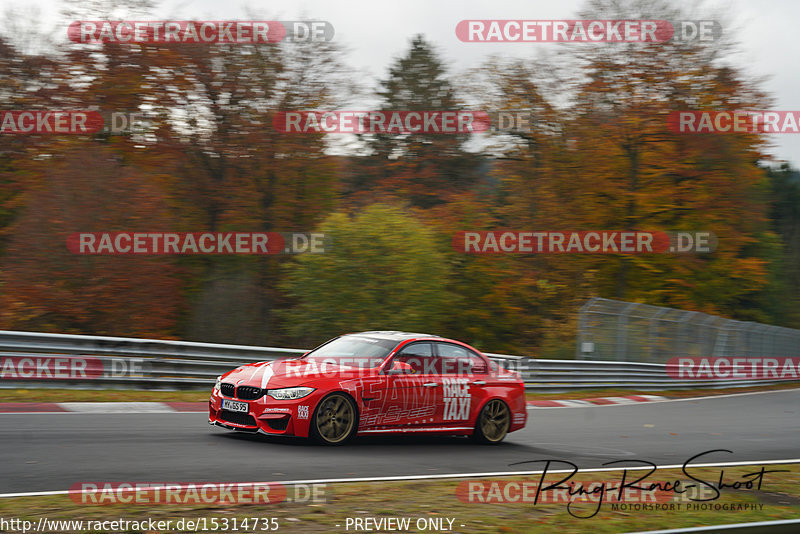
[[575, 297, 599, 360], [648, 307, 669, 363], [677, 311, 696, 359], [616, 302, 638, 362]]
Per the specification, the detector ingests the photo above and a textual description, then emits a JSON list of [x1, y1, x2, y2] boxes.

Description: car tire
[[310, 392, 358, 445], [471, 399, 510, 444]]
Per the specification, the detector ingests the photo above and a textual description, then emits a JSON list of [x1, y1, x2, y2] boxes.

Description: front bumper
[[208, 388, 317, 437]]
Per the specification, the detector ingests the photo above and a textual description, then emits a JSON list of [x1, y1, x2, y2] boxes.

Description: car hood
[[220, 358, 375, 389]]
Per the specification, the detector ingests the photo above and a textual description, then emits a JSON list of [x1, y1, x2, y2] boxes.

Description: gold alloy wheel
[[314, 393, 355, 444], [478, 399, 510, 443]]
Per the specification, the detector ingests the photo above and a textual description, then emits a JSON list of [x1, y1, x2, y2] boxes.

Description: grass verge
[[1, 464, 798, 533]]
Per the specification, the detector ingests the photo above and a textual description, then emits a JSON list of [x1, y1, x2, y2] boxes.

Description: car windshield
[[303, 336, 398, 368]]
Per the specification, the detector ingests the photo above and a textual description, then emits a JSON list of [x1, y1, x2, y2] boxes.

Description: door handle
[[472, 380, 486, 385], [422, 382, 439, 387]]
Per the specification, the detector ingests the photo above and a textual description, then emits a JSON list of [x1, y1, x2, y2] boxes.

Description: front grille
[[219, 410, 257, 427], [236, 386, 264, 400], [220, 383, 235, 397]]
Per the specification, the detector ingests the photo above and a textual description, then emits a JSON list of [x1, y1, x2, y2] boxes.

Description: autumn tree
[[0, 35, 64, 256], [0, 143, 182, 336], [0, 0, 350, 343], [149, 37, 349, 344], [280, 203, 452, 345], [483, 0, 778, 336], [765, 163, 800, 327], [346, 35, 484, 209]]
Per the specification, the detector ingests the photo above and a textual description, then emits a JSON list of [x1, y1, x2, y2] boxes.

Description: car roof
[[345, 331, 442, 342]]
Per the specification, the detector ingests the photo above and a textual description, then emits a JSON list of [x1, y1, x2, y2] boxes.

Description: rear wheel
[[472, 399, 510, 444], [311, 393, 357, 445]]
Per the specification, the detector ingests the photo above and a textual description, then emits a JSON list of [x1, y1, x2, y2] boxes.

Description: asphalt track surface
[[1, 389, 798, 494]]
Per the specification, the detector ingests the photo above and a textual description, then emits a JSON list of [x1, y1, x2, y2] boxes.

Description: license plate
[[222, 399, 248, 413]]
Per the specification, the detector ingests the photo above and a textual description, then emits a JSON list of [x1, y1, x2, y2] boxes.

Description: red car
[[209, 331, 527, 445]]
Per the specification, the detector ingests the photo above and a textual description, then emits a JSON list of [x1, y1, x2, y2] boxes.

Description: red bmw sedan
[[209, 331, 527, 445]]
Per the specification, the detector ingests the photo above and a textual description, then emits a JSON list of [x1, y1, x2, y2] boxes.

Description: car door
[[375, 342, 441, 427], [435, 342, 490, 426]]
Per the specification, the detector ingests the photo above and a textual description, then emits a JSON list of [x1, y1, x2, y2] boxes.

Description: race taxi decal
[[442, 378, 471, 420], [297, 405, 309, 419]]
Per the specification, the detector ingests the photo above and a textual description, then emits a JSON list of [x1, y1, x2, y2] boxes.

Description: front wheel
[[471, 399, 510, 444], [310, 393, 357, 445]]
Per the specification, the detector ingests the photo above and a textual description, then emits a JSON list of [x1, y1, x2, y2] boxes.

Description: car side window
[[436, 343, 488, 375], [393, 343, 440, 374]]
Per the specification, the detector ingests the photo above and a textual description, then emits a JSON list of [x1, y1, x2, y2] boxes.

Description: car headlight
[[214, 376, 221, 391], [266, 387, 315, 400]]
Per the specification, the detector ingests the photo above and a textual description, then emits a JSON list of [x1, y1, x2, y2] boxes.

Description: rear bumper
[[508, 387, 528, 432], [510, 408, 527, 432]]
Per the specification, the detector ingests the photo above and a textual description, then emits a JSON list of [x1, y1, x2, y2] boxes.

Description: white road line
[[625, 518, 800, 534], [647, 387, 800, 403], [554, 400, 596, 407], [2, 458, 800, 499], [57, 402, 176, 413], [598, 397, 643, 404], [526, 387, 800, 409]]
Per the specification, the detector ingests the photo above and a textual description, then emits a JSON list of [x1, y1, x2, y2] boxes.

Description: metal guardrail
[[0, 330, 797, 392], [525, 359, 795, 391], [0, 330, 306, 390]]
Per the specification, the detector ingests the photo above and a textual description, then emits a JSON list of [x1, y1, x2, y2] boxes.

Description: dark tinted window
[[437, 343, 488, 374], [394, 342, 440, 374]]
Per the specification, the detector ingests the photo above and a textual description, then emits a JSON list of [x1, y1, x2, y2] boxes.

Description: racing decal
[[259, 363, 274, 389], [384, 377, 437, 406], [297, 405, 309, 419], [342, 377, 438, 428], [361, 405, 437, 426], [442, 377, 471, 420]]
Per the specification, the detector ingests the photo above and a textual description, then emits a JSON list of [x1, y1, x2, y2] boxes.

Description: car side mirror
[[387, 360, 414, 375]]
